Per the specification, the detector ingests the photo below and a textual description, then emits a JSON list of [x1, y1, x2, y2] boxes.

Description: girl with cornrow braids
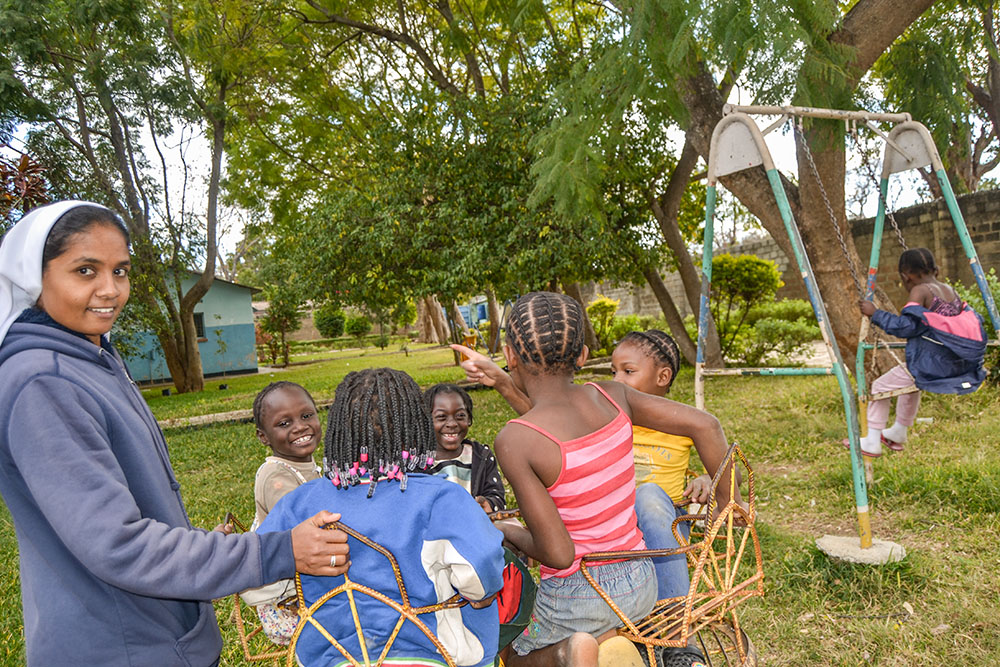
[[258, 368, 505, 667], [453, 292, 740, 667]]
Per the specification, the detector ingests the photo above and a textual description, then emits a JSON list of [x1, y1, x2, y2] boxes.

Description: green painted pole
[[695, 186, 718, 410], [765, 168, 871, 548], [936, 170, 1000, 333]]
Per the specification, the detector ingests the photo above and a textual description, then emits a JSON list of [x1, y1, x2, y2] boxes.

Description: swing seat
[[581, 442, 763, 667], [869, 384, 919, 402]]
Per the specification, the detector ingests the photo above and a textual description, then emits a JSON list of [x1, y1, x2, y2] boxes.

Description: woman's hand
[[291, 511, 351, 576]]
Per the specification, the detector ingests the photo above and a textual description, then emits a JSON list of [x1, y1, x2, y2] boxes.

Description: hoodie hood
[[0, 319, 116, 374]]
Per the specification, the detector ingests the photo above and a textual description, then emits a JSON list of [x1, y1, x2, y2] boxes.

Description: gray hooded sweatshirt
[[0, 317, 295, 665]]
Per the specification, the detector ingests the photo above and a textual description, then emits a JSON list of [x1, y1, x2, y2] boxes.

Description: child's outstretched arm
[[493, 423, 575, 569], [450, 344, 532, 415], [607, 382, 740, 512]]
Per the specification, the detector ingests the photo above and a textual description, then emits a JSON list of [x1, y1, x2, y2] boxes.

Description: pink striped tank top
[[509, 383, 646, 578]]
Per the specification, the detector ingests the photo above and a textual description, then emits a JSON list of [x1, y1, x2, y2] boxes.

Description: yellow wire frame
[[284, 520, 470, 667], [579, 443, 764, 667]]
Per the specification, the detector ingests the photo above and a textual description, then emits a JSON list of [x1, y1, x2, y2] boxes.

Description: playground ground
[[0, 343, 997, 665]]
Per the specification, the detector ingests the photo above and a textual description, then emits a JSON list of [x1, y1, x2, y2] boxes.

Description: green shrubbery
[[952, 268, 1000, 384], [313, 303, 346, 338], [346, 314, 373, 340]]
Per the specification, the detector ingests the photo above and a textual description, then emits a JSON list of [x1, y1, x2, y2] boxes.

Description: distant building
[[120, 274, 260, 383]]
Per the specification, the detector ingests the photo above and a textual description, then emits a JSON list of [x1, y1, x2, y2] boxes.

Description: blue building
[[120, 274, 260, 383]]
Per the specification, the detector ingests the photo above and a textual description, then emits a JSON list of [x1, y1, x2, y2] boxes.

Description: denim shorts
[[511, 558, 656, 655]]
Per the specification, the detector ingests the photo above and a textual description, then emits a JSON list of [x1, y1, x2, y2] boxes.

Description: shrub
[[730, 317, 821, 366], [952, 268, 1000, 384], [313, 303, 346, 338], [346, 315, 373, 341], [587, 295, 620, 351], [746, 298, 816, 326], [710, 253, 783, 358]]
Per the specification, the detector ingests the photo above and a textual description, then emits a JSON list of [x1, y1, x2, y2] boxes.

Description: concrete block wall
[[583, 189, 1000, 319]]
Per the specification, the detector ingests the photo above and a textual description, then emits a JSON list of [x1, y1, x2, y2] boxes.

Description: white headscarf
[[0, 201, 104, 348]]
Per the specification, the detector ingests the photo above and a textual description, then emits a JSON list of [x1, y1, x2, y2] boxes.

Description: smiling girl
[[423, 383, 506, 513], [0, 201, 349, 666], [252, 381, 324, 527]]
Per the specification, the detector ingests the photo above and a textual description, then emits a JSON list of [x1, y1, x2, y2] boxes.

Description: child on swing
[[453, 292, 738, 667], [857, 248, 987, 457], [258, 368, 504, 667]]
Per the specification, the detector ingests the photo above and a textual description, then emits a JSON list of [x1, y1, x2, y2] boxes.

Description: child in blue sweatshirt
[[259, 368, 504, 667]]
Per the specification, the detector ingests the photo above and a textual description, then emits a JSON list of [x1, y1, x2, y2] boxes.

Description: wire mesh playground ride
[[227, 443, 763, 666], [695, 104, 1000, 563]]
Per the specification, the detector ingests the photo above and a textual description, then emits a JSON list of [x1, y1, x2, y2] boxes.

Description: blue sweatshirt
[[0, 316, 296, 665], [260, 475, 504, 667], [871, 301, 987, 394]]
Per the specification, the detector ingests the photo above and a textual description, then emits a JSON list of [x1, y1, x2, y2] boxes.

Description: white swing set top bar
[[722, 103, 911, 123]]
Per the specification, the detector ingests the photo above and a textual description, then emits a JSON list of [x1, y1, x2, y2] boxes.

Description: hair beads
[[323, 368, 437, 497]]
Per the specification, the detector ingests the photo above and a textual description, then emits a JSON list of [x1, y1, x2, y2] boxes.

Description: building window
[[194, 312, 206, 340]]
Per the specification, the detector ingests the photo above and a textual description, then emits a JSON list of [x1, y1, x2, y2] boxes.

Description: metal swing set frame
[[695, 104, 1000, 551]]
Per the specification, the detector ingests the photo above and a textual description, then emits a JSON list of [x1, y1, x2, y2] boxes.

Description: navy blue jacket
[[0, 318, 296, 665], [871, 302, 987, 394]]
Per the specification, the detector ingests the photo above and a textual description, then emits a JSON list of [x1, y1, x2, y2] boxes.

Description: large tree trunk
[[486, 288, 502, 353], [416, 296, 439, 343], [562, 281, 600, 353], [430, 295, 450, 343]]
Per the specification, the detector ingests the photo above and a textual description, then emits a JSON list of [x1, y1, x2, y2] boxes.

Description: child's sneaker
[[635, 643, 707, 667]]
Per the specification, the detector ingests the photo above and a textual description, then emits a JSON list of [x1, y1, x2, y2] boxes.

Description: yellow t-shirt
[[632, 426, 693, 501]]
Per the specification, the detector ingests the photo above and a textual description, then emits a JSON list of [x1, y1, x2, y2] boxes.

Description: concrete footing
[[816, 535, 907, 564]]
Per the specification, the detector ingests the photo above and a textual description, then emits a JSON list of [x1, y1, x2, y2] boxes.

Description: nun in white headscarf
[[0, 201, 348, 666]]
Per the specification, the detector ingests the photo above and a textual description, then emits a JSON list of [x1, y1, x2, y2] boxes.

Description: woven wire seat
[[580, 442, 764, 667], [225, 515, 468, 667]]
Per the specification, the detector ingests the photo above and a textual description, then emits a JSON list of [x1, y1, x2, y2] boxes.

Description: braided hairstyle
[[898, 247, 937, 277], [505, 291, 586, 374], [252, 381, 317, 430], [422, 383, 474, 424], [618, 330, 681, 392], [323, 368, 437, 496]]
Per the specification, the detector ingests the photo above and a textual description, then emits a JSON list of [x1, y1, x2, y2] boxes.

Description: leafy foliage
[[259, 284, 304, 366], [346, 315, 373, 341], [313, 303, 346, 339], [586, 295, 621, 354], [710, 254, 784, 358]]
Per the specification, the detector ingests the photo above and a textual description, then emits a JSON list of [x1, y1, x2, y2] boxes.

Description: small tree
[[259, 284, 304, 366], [586, 295, 621, 355], [390, 300, 417, 334], [710, 254, 783, 359], [346, 315, 372, 346], [314, 302, 346, 338]]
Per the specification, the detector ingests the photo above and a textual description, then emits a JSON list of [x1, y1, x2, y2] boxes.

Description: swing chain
[[848, 123, 908, 252], [795, 120, 864, 298]]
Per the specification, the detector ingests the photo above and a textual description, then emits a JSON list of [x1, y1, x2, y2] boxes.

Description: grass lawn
[[0, 344, 998, 665]]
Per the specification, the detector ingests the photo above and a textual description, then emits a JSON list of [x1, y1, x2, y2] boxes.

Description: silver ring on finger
[[330, 554, 338, 567]]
